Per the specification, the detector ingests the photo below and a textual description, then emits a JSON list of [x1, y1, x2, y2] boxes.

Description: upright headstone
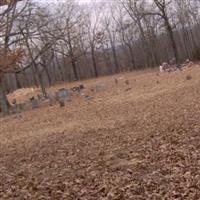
[[17, 103, 25, 112], [37, 94, 46, 101], [30, 97, 39, 109], [186, 75, 192, 80], [58, 88, 70, 98], [48, 92, 58, 106], [79, 84, 84, 90], [95, 84, 104, 92], [71, 85, 84, 93], [169, 58, 176, 66], [125, 80, 130, 85], [59, 98, 65, 107], [12, 98, 17, 105]]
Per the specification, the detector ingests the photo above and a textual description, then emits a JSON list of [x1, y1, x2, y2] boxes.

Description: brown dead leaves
[[1, 65, 200, 199]]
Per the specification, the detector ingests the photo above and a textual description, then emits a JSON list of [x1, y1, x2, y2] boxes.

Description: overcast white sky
[[33, 0, 112, 4], [33, 0, 91, 3]]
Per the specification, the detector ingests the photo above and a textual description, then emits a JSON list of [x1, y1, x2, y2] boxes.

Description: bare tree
[[0, 0, 29, 114], [103, 5, 120, 73], [149, 0, 179, 63], [84, 3, 106, 77]]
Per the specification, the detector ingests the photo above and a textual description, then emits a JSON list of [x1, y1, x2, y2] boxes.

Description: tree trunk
[[91, 47, 98, 77], [43, 64, 52, 86], [39, 75, 48, 98], [31, 65, 38, 87], [67, 27, 79, 81], [137, 19, 152, 67], [55, 54, 65, 82], [68, 43, 79, 80], [111, 44, 120, 73], [165, 17, 179, 63], [128, 45, 136, 70], [15, 73, 22, 89], [71, 57, 79, 81], [35, 65, 48, 98], [102, 48, 113, 74], [0, 77, 9, 115]]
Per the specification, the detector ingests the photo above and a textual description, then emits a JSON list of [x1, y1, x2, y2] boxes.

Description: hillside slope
[[0, 66, 200, 199]]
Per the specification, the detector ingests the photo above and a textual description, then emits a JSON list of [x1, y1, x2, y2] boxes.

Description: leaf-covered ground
[[0, 66, 200, 199]]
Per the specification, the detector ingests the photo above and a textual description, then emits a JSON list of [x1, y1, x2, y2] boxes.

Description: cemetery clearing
[[1, 64, 200, 199]]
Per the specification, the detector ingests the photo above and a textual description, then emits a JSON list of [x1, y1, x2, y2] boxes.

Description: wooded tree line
[[0, 0, 200, 114]]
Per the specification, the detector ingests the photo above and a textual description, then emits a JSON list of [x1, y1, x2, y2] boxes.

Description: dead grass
[[1, 65, 200, 199]]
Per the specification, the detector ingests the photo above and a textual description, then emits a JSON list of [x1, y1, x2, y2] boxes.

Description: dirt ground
[[1, 65, 200, 199]]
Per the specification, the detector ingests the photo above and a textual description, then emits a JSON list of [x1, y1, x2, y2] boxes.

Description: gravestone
[[17, 103, 25, 112], [71, 85, 84, 93], [186, 75, 192, 80], [125, 80, 130, 85], [125, 88, 131, 92], [12, 98, 17, 105], [37, 94, 46, 101], [57, 88, 70, 98], [95, 84, 105, 92], [12, 105, 18, 114], [84, 95, 94, 102], [47, 93, 55, 106], [30, 97, 39, 109], [58, 98, 65, 107], [56, 88, 70, 108], [71, 86, 80, 93], [79, 84, 84, 90]]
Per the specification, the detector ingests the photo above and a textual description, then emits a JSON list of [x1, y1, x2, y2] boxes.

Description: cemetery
[[4, 84, 84, 113], [1, 63, 200, 199], [1, 60, 196, 116], [1, 0, 200, 199]]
